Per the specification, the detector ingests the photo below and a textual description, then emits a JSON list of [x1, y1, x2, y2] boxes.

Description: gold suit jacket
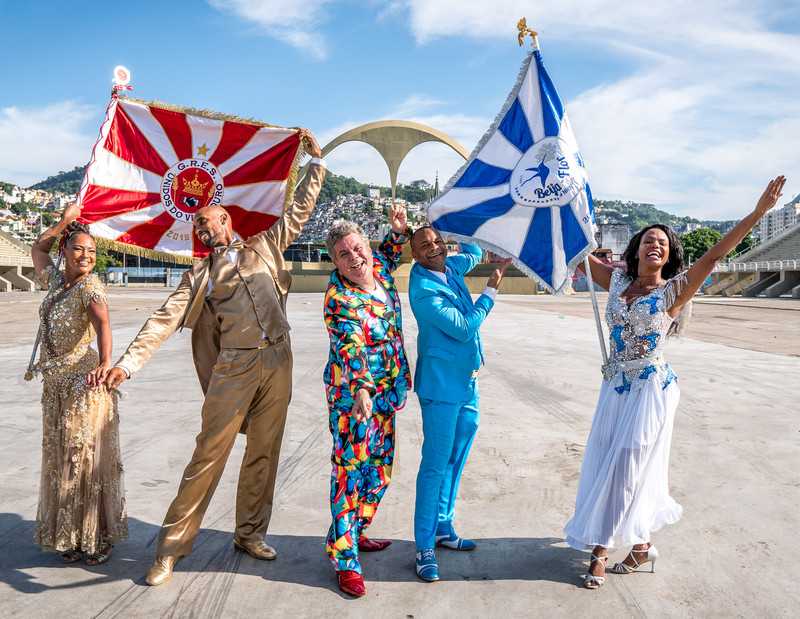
[[115, 163, 326, 393]]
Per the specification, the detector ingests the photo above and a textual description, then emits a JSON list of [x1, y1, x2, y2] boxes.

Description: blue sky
[[1, 0, 799, 219]]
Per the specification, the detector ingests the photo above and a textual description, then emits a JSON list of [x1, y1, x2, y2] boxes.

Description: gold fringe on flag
[[94, 236, 197, 265]]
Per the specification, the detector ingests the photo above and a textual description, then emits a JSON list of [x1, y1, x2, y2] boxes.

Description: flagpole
[[583, 256, 608, 365], [516, 20, 606, 363]]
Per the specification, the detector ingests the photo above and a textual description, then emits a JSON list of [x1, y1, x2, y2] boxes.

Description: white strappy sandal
[[610, 544, 659, 574], [582, 554, 607, 589]]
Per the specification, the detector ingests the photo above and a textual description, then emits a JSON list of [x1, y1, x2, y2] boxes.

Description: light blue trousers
[[414, 383, 479, 551]]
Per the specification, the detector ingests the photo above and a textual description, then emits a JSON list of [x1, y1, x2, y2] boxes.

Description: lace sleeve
[[35, 264, 56, 289], [608, 268, 627, 295], [663, 270, 689, 310], [80, 275, 108, 308]]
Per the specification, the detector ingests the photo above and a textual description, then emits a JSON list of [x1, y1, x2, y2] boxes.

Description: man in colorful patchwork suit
[[409, 226, 510, 582], [322, 205, 411, 597]]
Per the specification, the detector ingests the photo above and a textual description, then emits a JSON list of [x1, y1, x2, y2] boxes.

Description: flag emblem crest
[[428, 49, 597, 293], [161, 159, 225, 221]]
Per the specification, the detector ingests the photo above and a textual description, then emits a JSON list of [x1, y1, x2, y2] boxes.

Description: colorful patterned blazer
[[323, 230, 411, 409]]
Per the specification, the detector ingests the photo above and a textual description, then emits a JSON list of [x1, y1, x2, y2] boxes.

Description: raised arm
[[31, 202, 80, 275], [668, 176, 786, 316], [446, 242, 483, 277], [262, 130, 326, 252], [411, 287, 495, 343], [576, 254, 614, 291], [374, 202, 410, 273]]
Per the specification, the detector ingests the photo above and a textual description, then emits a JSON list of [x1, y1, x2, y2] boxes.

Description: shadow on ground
[[0, 513, 587, 597]]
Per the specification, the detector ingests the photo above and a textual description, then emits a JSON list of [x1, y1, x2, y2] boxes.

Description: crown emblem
[[182, 171, 209, 197]]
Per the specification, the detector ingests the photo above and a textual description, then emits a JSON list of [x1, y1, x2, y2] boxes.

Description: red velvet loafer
[[358, 536, 392, 552], [337, 570, 366, 597]]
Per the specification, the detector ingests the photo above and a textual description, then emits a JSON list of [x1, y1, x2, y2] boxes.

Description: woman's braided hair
[[62, 221, 93, 248]]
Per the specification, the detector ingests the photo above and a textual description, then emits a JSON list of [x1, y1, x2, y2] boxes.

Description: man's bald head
[[194, 205, 233, 248]]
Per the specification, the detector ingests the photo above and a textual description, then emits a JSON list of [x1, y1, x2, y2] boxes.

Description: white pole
[[583, 255, 608, 365]]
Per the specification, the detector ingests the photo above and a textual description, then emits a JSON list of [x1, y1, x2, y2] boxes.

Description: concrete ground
[[0, 289, 798, 618]]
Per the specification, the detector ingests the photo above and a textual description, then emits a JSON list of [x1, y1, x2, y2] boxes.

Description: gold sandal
[[85, 544, 113, 566], [61, 550, 82, 563]]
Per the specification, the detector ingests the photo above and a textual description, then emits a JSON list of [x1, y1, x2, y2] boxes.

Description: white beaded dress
[[564, 268, 687, 551]]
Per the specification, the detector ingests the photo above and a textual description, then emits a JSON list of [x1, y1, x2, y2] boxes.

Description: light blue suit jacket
[[409, 243, 494, 403]]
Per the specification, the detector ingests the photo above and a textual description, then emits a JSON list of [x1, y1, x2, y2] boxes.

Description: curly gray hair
[[325, 220, 367, 256]]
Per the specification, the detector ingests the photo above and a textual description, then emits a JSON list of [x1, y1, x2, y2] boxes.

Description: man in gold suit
[[105, 131, 325, 586]]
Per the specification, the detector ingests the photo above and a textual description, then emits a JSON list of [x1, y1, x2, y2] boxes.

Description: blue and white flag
[[428, 48, 597, 294]]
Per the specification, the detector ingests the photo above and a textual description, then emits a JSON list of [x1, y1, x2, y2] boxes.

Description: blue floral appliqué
[[611, 325, 625, 353], [639, 365, 657, 380], [602, 269, 687, 393], [639, 295, 661, 315], [614, 372, 632, 394]]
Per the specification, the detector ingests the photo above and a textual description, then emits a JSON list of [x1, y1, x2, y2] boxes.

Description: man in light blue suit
[[408, 226, 510, 582]]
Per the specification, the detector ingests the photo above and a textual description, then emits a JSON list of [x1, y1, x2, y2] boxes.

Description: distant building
[[368, 187, 381, 199], [759, 197, 800, 243], [681, 222, 703, 233], [594, 223, 631, 259]]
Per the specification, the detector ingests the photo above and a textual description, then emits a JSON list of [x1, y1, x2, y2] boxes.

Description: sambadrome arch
[[313, 120, 469, 199]]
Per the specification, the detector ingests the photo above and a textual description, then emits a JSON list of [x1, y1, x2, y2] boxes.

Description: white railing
[[714, 259, 799, 273]]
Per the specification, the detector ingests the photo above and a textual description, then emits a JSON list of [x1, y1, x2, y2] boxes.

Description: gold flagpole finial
[[517, 17, 539, 49]]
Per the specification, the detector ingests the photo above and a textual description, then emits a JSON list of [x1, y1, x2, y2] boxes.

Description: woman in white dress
[[565, 177, 786, 589]]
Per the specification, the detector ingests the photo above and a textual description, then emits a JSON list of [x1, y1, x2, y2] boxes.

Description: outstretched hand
[[61, 201, 81, 227], [487, 259, 513, 289], [754, 176, 786, 216], [105, 367, 128, 390], [389, 202, 407, 234]]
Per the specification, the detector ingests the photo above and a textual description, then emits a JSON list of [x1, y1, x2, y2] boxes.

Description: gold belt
[[257, 333, 288, 349]]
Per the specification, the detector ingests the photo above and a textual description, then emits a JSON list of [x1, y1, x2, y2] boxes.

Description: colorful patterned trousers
[[325, 386, 402, 573]]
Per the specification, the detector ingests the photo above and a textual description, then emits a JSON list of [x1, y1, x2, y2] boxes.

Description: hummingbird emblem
[[519, 156, 550, 189]]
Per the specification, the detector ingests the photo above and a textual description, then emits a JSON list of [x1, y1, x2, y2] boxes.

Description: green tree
[[94, 247, 121, 273], [732, 233, 754, 257], [318, 173, 372, 203], [30, 166, 85, 193], [10, 202, 28, 216], [680, 227, 722, 262]]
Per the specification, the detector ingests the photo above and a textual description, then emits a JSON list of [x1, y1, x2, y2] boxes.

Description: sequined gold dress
[[33, 265, 128, 555]]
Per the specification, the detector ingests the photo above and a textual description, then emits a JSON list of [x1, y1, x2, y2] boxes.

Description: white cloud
[[208, 0, 332, 59], [0, 101, 96, 187], [387, 95, 446, 117], [390, 0, 800, 218]]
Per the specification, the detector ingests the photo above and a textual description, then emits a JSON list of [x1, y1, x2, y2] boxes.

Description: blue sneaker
[[415, 548, 439, 582], [435, 531, 476, 551]]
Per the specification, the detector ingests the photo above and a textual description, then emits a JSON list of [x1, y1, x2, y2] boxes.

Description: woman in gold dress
[[30, 204, 127, 565]]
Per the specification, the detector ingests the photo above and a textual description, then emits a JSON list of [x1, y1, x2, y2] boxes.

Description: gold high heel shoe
[[609, 544, 659, 574]]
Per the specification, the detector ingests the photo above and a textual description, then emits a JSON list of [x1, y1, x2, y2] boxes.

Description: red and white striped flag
[[78, 96, 304, 259]]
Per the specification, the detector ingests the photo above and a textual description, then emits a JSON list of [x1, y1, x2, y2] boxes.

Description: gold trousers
[[156, 341, 292, 557]]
